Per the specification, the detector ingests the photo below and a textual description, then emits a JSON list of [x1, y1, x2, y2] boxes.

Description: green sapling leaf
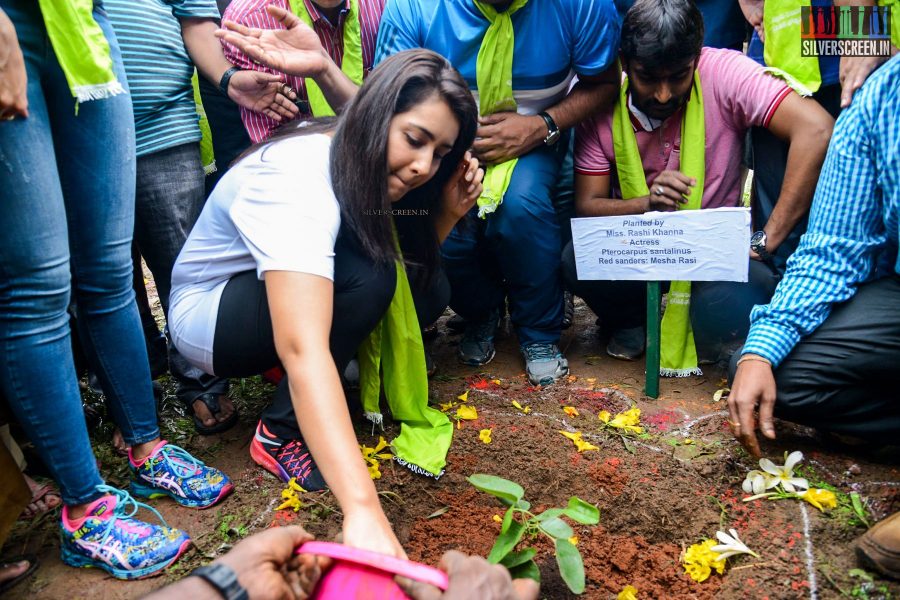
[[555, 538, 586, 594], [488, 519, 525, 564], [539, 516, 574, 540], [563, 497, 600, 525], [468, 474, 525, 504]]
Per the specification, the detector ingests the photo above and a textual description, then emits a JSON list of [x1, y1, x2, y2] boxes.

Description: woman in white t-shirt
[[169, 49, 481, 558]]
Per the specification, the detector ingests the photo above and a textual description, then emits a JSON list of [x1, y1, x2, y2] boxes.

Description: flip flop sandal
[[187, 392, 239, 435], [19, 482, 61, 520], [0, 555, 38, 595]]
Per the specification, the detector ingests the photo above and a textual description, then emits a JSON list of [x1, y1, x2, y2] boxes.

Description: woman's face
[[386, 95, 460, 202]]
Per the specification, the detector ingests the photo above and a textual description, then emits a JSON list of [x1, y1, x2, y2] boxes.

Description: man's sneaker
[[250, 421, 327, 491], [606, 326, 646, 361], [562, 291, 575, 330], [446, 313, 467, 334], [522, 343, 569, 386], [129, 441, 233, 509], [458, 309, 500, 366], [60, 486, 191, 580]]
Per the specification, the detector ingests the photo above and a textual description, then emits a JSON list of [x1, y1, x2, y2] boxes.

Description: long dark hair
[[332, 49, 477, 281]]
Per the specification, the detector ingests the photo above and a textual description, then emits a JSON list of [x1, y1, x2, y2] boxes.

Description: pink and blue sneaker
[[60, 486, 191, 579], [128, 440, 233, 509]]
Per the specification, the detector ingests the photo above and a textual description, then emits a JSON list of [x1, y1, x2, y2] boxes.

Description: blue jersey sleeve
[[374, 0, 424, 65], [571, 0, 620, 76]]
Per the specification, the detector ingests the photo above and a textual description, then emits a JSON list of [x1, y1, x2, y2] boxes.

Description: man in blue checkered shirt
[[728, 54, 900, 579]]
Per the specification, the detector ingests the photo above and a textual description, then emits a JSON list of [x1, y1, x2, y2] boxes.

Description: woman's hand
[[441, 151, 484, 221], [647, 170, 696, 212], [0, 8, 28, 120], [342, 506, 407, 559]]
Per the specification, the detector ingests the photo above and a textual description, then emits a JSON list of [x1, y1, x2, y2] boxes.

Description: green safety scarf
[[473, 0, 528, 219], [191, 71, 217, 175], [880, 0, 900, 49], [357, 242, 454, 478], [287, 0, 364, 116], [612, 71, 706, 377], [763, 0, 822, 96], [37, 0, 124, 104]]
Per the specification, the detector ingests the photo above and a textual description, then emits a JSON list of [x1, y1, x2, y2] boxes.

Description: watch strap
[[218, 66, 241, 96], [538, 111, 558, 139], [192, 563, 249, 600]]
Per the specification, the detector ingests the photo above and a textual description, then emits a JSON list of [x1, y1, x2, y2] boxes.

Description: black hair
[[621, 0, 705, 71], [237, 49, 477, 285]]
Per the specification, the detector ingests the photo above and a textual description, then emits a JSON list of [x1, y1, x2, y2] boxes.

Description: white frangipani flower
[[758, 451, 809, 493], [710, 529, 760, 561], [741, 469, 777, 495]]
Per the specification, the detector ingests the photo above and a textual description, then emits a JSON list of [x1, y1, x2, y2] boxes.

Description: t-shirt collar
[[627, 93, 664, 132], [303, 0, 350, 26]]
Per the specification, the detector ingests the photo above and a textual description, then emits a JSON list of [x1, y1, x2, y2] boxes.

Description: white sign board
[[572, 207, 751, 282]]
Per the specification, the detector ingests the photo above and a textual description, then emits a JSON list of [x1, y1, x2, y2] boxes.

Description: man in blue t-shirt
[[375, 0, 620, 386]]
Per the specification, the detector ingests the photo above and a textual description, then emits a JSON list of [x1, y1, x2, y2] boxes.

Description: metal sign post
[[645, 281, 661, 398]]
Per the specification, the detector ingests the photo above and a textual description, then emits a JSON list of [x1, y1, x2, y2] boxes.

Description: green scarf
[[880, 0, 900, 49], [287, 0, 364, 116], [612, 72, 706, 377], [473, 0, 528, 219], [191, 71, 217, 175], [37, 0, 124, 104], [357, 244, 454, 478], [763, 0, 822, 96]]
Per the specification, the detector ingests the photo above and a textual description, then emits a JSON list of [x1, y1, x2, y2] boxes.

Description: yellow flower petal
[[568, 535, 579, 545], [439, 401, 455, 412], [492, 514, 502, 523], [456, 405, 478, 420], [618, 585, 639, 600], [598, 410, 611, 423], [683, 539, 726, 582], [479, 428, 492, 444], [800, 488, 837, 512], [559, 430, 599, 452], [491, 379, 502, 385], [563, 406, 579, 417], [457, 390, 469, 402]]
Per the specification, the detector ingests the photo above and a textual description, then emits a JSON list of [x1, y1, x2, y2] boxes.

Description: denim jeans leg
[[45, 8, 160, 447], [0, 0, 105, 505]]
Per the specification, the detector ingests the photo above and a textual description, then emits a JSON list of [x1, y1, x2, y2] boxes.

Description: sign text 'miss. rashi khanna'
[[571, 207, 751, 282]]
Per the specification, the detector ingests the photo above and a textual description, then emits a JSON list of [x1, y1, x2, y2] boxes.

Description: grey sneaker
[[522, 343, 568, 386], [458, 309, 500, 366], [606, 326, 645, 361]]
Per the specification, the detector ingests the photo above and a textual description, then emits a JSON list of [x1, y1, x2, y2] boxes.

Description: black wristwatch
[[218, 66, 241, 96], [750, 230, 773, 262], [192, 563, 249, 600], [538, 111, 560, 146]]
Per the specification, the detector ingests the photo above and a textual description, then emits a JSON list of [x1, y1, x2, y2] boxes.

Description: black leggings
[[212, 232, 450, 438]]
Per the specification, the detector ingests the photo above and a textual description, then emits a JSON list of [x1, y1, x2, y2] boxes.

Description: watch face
[[750, 231, 766, 249], [546, 130, 560, 145]]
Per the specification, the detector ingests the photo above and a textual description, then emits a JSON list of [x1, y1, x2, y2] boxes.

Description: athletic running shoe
[[250, 421, 326, 491], [522, 342, 569, 386], [458, 308, 500, 366], [129, 441, 233, 509], [60, 485, 191, 580]]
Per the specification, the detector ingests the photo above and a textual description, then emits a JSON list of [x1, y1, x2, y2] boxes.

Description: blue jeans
[[442, 140, 567, 346], [0, 0, 159, 505]]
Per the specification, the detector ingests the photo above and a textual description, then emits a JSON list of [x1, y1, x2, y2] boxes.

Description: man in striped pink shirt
[[222, 0, 384, 142]]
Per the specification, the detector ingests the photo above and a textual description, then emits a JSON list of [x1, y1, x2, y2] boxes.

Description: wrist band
[[218, 66, 241, 96], [736, 355, 772, 367], [192, 563, 249, 600]]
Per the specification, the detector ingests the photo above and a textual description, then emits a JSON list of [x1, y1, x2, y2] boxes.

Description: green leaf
[[622, 437, 637, 455], [509, 559, 541, 583], [555, 538, 585, 594], [468, 474, 525, 504], [515, 499, 531, 511], [501, 506, 515, 534], [488, 518, 525, 564], [850, 492, 871, 527], [499, 548, 537, 568], [539, 516, 574, 540], [563, 497, 600, 525], [535, 508, 564, 522]]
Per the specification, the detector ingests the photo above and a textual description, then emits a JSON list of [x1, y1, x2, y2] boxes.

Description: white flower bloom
[[710, 528, 760, 561], [758, 450, 809, 493], [741, 469, 778, 495]]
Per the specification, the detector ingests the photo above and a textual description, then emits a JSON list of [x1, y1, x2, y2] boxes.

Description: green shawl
[[473, 0, 528, 219], [612, 71, 706, 377], [287, 0, 364, 116], [763, 0, 822, 96]]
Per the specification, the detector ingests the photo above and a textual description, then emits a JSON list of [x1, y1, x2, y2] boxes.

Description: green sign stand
[[645, 281, 661, 398]]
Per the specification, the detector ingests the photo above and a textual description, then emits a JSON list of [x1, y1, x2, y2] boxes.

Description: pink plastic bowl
[[297, 541, 449, 600]]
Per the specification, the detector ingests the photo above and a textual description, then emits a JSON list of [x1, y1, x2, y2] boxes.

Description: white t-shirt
[[169, 134, 340, 374]]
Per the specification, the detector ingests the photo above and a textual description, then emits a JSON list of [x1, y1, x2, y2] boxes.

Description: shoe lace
[[154, 444, 203, 478], [523, 343, 559, 362], [91, 485, 168, 547]]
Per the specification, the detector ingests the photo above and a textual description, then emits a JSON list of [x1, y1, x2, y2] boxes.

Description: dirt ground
[[5, 298, 899, 599]]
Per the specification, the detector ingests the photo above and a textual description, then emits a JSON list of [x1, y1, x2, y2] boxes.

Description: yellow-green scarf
[[37, 0, 124, 104], [473, 0, 528, 219], [357, 241, 453, 478], [191, 71, 217, 175], [612, 72, 706, 377], [287, 0, 364, 116], [879, 0, 900, 48], [763, 0, 822, 96]]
